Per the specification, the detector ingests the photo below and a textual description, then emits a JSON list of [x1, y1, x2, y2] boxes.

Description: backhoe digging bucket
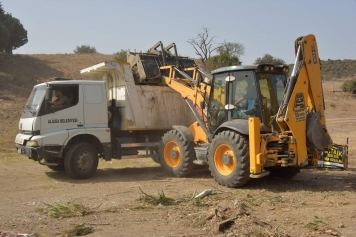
[[306, 111, 332, 151]]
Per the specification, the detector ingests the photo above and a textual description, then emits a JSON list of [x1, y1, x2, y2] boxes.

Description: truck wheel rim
[[77, 151, 93, 172], [214, 144, 235, 176], [163, 141, 181, 168]]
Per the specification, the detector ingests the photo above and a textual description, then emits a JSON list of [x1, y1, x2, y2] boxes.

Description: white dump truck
[[15, 42, 207, 179]]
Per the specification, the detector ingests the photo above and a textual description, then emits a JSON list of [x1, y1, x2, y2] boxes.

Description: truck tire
[[207, 131, 250, 187], [266, 166, 300, 178], [64, 143, 99, 179], [159, 130, 195, 177]]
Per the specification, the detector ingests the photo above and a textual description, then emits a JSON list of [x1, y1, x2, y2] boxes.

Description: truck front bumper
[[16, 144, 46, 161]]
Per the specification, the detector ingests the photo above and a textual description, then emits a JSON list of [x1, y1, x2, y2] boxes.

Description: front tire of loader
[[159, 130, 195, 177], [207, 131, 250, 188], [64, 143, 99, 179]]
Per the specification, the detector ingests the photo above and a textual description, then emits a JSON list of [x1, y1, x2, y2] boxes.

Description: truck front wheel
[[64, 143, 99, 179], [159, 130, 195, 177], [207, 131, 250, 187]]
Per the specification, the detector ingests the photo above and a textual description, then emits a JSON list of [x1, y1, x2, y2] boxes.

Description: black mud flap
[[306, 111, 332, 151], [318, 144, 348, 170]]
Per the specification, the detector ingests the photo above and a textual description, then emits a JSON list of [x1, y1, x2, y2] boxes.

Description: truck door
[[39, 84, 84, 144]]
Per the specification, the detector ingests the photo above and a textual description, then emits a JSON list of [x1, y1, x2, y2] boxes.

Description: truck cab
[[15, 79, 111, 178], [207, 64, 288, 135]]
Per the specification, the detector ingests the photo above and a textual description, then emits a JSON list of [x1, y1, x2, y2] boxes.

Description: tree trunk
[[5, 46, 12, 54]]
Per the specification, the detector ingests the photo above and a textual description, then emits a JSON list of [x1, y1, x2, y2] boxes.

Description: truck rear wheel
[[208, 131, 250, 187], [159, 130, 195, 177], [64, 143, 99, 179]]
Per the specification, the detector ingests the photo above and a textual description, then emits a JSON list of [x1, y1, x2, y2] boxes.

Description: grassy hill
[[321, 59, 356, 80]]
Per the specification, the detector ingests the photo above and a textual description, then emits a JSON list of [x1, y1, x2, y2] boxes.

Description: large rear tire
[[159, 130, 195, 177], [207, 131, 250, 187], [64, 143, 99, 179]]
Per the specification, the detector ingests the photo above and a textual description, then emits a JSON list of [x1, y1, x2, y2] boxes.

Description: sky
[[2, 0, 356, 64]]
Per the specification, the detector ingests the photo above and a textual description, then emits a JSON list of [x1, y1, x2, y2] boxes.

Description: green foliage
[[0, 2, 5, 20], [139, 190, 175, 206], [341, 79, 356, 94], [73, 45, 97, 54], [61, 224, 93, 237], [36, 203, 88, 219], [254, 54, 286, 65], [321, 59, 356, 81], [113, 50, 127, 62], [207, 52, 240, 71], [0, 22, 8, 52], [0, 4, 28, 54], [216, 40, 245, 58]]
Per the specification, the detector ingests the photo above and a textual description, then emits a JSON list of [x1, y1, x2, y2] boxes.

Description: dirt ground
[[0, 55, 355, 236]]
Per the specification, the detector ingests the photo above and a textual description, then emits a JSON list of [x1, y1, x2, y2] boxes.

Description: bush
[[114, 50, 127, 62], [73, 45, 97, 54], [341, 79, 356, 94]]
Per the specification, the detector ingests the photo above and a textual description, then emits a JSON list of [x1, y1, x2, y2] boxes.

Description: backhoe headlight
[[27, 140, 38, 147]]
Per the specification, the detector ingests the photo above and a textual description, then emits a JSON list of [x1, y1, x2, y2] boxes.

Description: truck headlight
[[27, 141, 38, 147]]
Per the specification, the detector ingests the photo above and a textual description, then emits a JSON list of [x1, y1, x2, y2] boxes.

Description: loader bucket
[[127, 41, 196, 84]]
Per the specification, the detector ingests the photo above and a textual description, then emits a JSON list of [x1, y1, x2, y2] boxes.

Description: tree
[[217, 40, 245, 58], [341, 79, 356, 94], [0, 3, 8, 53], [254, 54, 286, 65], [207, 52, 241, 71], [73, 45, 97, 54], [0, 2, 7, 52], [114, 50, 127, 62], [0, 23, 8, 52], [0, 2, 5, 19], [1, 13, 28, 54], [187, 27, 218, 70]]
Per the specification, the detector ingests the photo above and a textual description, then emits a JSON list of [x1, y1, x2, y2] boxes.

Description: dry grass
[[36, 203, 88, 219]]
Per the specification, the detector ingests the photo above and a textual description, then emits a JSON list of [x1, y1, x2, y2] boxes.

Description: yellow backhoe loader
[[153, 34, 347, 187]]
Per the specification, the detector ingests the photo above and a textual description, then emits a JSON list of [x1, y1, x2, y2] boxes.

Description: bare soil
[[0, 54, 355, 237]]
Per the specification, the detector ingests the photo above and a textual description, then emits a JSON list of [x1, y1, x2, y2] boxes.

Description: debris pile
[[0, 231, 33, 237]]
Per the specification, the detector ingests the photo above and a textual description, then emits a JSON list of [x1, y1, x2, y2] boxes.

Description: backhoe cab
[[155, 34, 347, 187]]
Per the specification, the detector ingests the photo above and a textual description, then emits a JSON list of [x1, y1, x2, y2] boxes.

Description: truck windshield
[[24, 86, 46, 115]]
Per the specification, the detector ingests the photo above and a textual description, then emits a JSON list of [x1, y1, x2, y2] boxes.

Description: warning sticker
[[311, 45, 317, 64], [318, 144, 348, 169], [294, 93, 305, 122]]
